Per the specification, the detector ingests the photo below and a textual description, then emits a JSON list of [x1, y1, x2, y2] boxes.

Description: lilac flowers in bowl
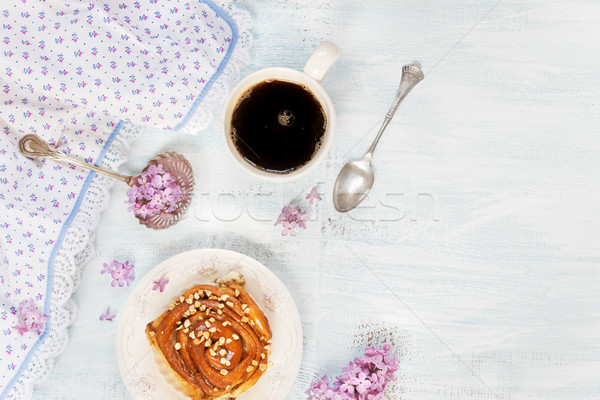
[[125, 152, 194, 230]]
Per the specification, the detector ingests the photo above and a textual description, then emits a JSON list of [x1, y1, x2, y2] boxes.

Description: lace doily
[[2, 2, 253, 398]]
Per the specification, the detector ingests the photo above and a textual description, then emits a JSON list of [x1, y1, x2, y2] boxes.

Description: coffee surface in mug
[[231, 79, 326, 174]]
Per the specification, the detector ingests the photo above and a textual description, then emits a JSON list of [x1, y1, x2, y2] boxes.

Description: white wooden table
[[33, 0, 600, 399]]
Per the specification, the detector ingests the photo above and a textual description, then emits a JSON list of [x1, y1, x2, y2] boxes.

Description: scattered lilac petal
[[306, 187, 321, 204], [152, 277, 169, 292], [99, 307, 116, 322]]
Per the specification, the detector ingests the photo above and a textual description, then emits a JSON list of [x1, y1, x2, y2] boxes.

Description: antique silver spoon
[[18, 134, 194, 229], [332, 64, 424, 213]]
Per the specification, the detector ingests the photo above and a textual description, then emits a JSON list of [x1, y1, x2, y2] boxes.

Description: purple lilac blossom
[[125, 163, 183, 219], [101, 260, 135, 287], [306, 186, 321, 204], [307, 345, 399, 400], [11, 298, 49, 336], [275, 205, 309, 237], [152, 276, 169, 292]]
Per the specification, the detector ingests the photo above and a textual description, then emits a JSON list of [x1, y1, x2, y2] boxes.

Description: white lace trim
[[4, 2, 252, 398]]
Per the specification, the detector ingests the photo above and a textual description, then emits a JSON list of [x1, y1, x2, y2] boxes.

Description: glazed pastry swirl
[[146, 281, 272, 400]]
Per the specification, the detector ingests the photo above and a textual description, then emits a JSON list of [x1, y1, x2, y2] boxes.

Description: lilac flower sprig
[[307, 345, 400, 400], [12, 299, 49, 336], [275, 205, 310, 237], [275, 187, 321, 237], [101, 260, 135, 287], [126, 163, 183, 219]]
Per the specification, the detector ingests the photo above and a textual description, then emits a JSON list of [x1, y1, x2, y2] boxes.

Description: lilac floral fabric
[[0, 0, 240, 396]]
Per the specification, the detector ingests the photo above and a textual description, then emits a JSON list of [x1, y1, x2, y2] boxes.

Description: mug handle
[[303, 41, 339, 82]]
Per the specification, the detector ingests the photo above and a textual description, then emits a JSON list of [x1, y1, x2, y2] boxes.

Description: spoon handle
[[18, 134, 132, 184], [364, 64, 424, 161]]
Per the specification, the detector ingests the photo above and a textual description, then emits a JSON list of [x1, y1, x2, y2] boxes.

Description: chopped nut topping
[[189, 331, 196, 339], [179, 296, 185, 303], [209, 327, 217, 333], [176, 325, 183, 331], [232, 334, 239, 340], [205, 290, 212, 297], [226, 338, 232, 344], [194, 301, 201, 308], [226, 301, 234, 308], [174, 343, 182, 351], [241, 304, 247, 310], [260, 353, 265, 359], [222, 321, 230, 327], [221, 295, 229, 301], [193, 339, 201, 345], [205, 339, 212, 347], [244, 308, 251, 314], [183, 328, 189, 334], [194, 293, 200, 300], [235, 289, 240, 297], [184, 319, 191, 328], [219, 349, 227, 356], [209, 317, 215, 323], [204, 321, 211, 328], [209, 349, 217, 356], [259, 364, 267, 372], [217, 309, 223, 315], [176, 321, 182, 325], [220, 369, 228, 376], [203, 331, 210, 340], [241, 316, 249, 323], [246, 366, 254, 373], [264, 345, 271, 350], [220, 357, 227, 364], [218, 337, 225, 345], [186, 295, 194, 304], [225, 360, 231, 366], [251, 360, 258, 366]]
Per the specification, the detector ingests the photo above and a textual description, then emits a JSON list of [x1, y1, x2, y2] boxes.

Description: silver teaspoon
[[18, 134, 194, 229], [332, 64, 424, 213]]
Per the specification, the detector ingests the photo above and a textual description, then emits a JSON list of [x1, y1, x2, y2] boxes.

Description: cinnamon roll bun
[[145, 273, 272, 400]]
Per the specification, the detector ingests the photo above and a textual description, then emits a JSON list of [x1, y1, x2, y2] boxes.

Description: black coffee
[[230, 79, 326, 174]]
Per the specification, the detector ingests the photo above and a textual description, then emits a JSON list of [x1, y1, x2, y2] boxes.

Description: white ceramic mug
[[222, 41, 339, 182]]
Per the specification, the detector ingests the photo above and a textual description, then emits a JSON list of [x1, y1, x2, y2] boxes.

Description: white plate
[[116, 249, 303, 400]]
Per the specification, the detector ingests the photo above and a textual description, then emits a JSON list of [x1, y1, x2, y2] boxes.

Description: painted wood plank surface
[[33, 0, 600, 399]]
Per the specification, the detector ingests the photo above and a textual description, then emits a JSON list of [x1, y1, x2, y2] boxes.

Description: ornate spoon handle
[[18, 134, 133, 184], [364, 64, 424, 161]]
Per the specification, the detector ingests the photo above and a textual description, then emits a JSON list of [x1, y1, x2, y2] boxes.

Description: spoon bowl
[[333, 158, 374, 213]]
